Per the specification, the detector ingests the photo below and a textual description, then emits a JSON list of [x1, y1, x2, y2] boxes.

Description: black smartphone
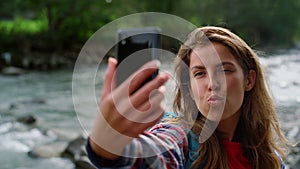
[[116, 27, 161, 87]]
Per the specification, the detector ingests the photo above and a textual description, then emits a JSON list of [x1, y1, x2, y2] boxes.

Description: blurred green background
[[0, 0, 300, 69]]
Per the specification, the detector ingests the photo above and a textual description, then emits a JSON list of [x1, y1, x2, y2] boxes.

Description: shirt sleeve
[[86, 123, 188, 169]]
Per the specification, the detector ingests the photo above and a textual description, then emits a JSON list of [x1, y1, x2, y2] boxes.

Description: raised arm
[[88, 57, 182, 168]]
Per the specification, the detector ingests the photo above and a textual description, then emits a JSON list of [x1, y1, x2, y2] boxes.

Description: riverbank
[[1, 38, 298, 72]]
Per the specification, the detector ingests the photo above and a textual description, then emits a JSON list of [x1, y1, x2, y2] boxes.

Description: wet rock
[[62, 135, 87, 160], [17, 114, 36, 125], [1, 66, 25, 76], [46, 129, 79, 141], [22, 98, 47, 105], [28, 142, 68, 158], [292, 81, 300, 86], [9, 103, 22, 110], [62, 135, 96, 169], [75, 156, 96, 169]]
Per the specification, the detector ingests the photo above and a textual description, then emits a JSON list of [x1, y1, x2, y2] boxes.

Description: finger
[[134, 86, 166, 123], [135, 85, 166, 112], [110, 87, 164, 125], [101, 57, 117, 101], [121, 60, 161, 95], [110, 86, 165, 135], [130, 72, 170, 108], [120, 86, 165, 123]]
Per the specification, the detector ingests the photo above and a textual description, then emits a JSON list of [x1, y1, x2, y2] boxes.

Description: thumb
[[100, 57, 117, 101]]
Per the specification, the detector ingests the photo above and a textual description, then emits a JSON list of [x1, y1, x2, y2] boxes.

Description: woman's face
[[189, 42, 248, 121]]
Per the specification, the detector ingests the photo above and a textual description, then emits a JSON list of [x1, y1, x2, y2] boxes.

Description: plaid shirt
[[86, 113, 285, 169], [86, 122, 188, 169]]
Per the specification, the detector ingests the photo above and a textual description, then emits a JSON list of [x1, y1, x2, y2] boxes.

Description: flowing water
[[0, 51, 299, 169]]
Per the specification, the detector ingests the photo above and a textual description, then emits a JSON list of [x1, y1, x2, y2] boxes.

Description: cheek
[[190, 79, 205, 101], [226, 77, 245, 108], [190, 79, 209, 115]]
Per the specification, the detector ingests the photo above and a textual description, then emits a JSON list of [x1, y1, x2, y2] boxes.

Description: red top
[[224, 140, 253, 169]]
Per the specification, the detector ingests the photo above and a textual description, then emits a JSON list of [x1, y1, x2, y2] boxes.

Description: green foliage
[[0, 0, 300, 55], [0, 17, 47, 34], [222, 0, 300, 47]]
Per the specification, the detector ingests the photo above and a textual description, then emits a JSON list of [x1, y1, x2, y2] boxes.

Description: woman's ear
[[245, 70, 256, 91]]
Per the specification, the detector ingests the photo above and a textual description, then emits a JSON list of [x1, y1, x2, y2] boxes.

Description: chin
[[204, 107, 225, 121], [204, 113, 223, 122]]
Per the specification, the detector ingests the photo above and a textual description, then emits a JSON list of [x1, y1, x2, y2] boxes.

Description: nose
[[208, 76, 220, 91]]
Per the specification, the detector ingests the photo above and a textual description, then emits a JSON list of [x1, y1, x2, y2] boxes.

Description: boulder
[[1, 66, 25, 76], [62, 135, 87, 160], [75, 156, 96, 169], [46, 129, 79, 141], [62, 135, 96, 168], [28, 142, 68, 158], [17, 114, 37, 125]]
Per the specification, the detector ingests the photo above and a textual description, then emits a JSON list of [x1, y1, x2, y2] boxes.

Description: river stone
[[17, 114, 36, 125], [28, 142, 68, 158], [75, 156, 96, 169], [62, 135, 87, 160], [46, 129, 80, 141], [9, 102, 23, 110], [61, 135, 96, 168], [1, 66, 25, 75]]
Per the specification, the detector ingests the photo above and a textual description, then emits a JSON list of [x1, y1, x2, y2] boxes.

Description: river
[[0, 50, 299, 168]]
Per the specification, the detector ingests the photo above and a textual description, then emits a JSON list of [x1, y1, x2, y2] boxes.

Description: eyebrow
[[216, 62, 235, 68], [190, 61, 235, 70], [190, 65, 205, 71]]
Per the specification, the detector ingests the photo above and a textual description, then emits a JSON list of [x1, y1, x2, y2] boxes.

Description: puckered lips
[[207, 94, 224, 105]]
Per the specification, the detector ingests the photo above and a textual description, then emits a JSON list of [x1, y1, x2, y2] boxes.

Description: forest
[[0, 0, 299, 69]]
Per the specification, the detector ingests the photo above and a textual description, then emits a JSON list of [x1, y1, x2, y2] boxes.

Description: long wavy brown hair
[[173, 26, 288, 169]]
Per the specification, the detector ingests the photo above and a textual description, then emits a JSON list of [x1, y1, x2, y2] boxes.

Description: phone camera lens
[[121, 40, 126, 45]]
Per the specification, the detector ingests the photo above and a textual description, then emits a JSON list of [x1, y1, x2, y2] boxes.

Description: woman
[[87, 26, 288, 168]]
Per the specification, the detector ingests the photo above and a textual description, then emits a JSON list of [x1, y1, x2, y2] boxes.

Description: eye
[[218, 67, 232, 74], [223, 69, 232, 72], [193, 71, 206, 78]]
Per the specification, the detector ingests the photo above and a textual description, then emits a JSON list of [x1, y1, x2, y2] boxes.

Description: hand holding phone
[[89, 28, 168, 161]]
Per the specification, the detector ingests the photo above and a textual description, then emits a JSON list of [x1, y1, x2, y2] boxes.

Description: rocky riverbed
[[1, 101, 299, 169]]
